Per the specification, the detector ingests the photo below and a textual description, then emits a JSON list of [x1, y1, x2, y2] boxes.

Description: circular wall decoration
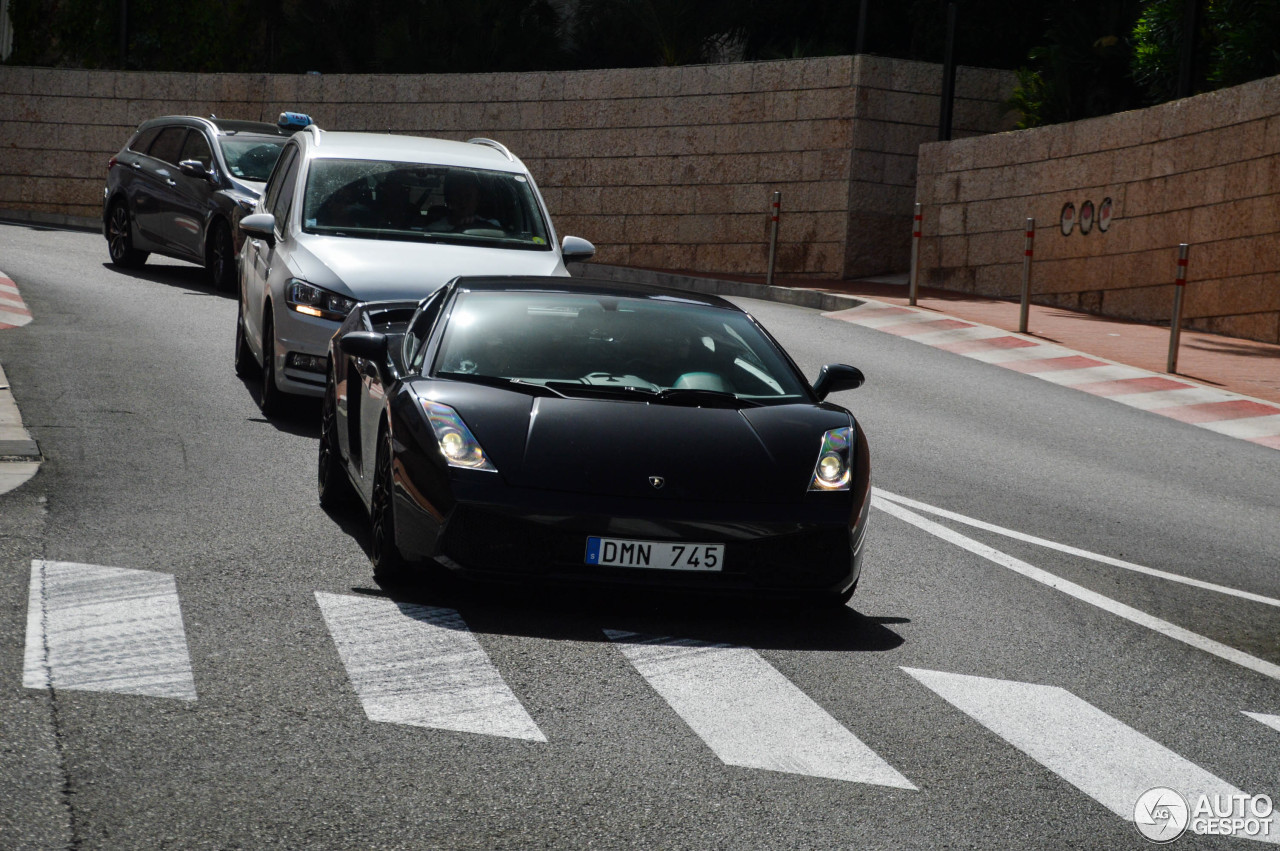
[[1060, 202, 1076, 236], [1098, 197, 1113, 232], [1079, 199, 1095, 234]]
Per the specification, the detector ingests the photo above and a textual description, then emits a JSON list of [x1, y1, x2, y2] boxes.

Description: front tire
[[371, 426, 413, 585], [259, 313, 283, 417], [206, 221, 236, 292], [106, 201, 148, 268]]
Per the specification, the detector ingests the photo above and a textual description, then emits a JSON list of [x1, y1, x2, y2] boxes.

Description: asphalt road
[[1, 222, 1277, 850]]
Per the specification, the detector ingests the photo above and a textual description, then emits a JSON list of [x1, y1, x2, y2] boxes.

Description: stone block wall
[[0, 56, 1016, 279], [916, 74, 1280, 344]]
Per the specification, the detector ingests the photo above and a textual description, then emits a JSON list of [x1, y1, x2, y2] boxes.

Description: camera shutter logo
[[1135, 787, 1189, 843]]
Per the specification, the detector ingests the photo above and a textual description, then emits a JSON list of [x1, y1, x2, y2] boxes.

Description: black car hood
[[417, 381, 852, 504]]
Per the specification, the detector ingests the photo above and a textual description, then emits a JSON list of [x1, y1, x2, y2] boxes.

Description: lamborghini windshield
[[431, 291, 810, 404], [302, 160, 552, 249]]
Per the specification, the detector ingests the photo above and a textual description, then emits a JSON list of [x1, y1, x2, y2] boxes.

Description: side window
[[147, 127, 189, 166], [269, 153, 301, 234], [405, 289, 448, 374], [129, 127, 162, 154], [262, 145, 298, 219], [179, 131, 213, 169]]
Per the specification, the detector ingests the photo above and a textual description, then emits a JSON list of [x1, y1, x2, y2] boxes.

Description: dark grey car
[[102, 115, 295, 291]]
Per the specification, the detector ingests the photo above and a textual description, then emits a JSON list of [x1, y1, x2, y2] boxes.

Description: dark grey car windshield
[[220, 136, 286, 182], [303, 159, 551, 249], [433, 291, 809, 403]]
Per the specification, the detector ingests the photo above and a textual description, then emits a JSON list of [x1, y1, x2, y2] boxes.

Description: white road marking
[[873, 489, 1280, 609], [23, 560, 197, 700], [905, 668, 1279, 843], [872, 497, 1280, 682], [905, 326, 1007, 345], [1242, 712, 1280, 735], [1201, 414, 1280, 439], [963, 344, 1077, 364], [605, 630, 915, 788], [1111, 386, 1240, 410], [1034, 364, 1150, 385], [315, 592, 545, 741]]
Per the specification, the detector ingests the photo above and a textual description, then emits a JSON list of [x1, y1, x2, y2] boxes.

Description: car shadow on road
[[100, 261, 234, 298], [344, 573, 907, 654], [240, 381, 322, 438]]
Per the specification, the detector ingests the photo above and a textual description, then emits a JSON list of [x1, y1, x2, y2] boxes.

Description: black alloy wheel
[[259, 314, 282, 417], [318, 373, 354, 509], [370, 426, 412, 585], [233, 309, 257, 378], [106, 201, 148, 268], [207, 222, 236, 292]]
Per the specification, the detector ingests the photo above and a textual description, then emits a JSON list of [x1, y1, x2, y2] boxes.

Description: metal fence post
[[1019, 217, 1035, 334], [1167, 243, 1190, 373], [908, 202, 922, 306], [766, 191, 781, 287]]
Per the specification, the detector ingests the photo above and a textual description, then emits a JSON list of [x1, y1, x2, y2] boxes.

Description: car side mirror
[[561, 235, 595, 262], [178, 159, 214, 182], [339, 331, 396, 385], [812, 364, 865, 400], [239, 213, 276, 247]]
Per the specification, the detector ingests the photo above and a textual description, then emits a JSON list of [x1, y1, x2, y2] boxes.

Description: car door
[[243, 144, 301, 359], [165, 128, 218, 261], [131, 125, 187, 248]]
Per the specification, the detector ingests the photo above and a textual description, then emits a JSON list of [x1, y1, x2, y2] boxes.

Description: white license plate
[[585, 537, 724, 572]]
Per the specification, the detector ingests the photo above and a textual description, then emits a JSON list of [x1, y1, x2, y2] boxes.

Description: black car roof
[[137, 115, 289, 137], [445, 275, 741, 311]]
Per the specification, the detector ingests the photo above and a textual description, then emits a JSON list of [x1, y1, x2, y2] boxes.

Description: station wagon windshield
[[432, 291, 810, 404], [302, 159, 552, 249]]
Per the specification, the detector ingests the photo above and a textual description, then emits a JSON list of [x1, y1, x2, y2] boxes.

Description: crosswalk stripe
[[605, 630, 915, 789], [314, 592, 545, 741], [904, 668, 1280, 843], [23, 560, 197, 700], [1242, 712, 1280, 735]]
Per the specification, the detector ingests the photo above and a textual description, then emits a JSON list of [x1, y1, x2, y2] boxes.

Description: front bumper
[[402, 491, 865, 601]]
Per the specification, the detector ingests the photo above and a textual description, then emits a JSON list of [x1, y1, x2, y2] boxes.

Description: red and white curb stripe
[[826, 299, 1280, 451], [0, 270, 32, 329]]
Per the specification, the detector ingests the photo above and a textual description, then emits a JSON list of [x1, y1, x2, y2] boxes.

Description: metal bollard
[[766, 192, 781, 287], [908, 202, 922, 306], [1167, 243, 1190, 373], [1019, 218, 1035, 334]]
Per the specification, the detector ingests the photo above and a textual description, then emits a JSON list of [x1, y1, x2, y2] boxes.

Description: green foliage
[[1005, 0, 1145, 127], [1132, 0, 1280, 99]]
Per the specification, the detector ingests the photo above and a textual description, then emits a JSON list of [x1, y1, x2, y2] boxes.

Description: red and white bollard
[[1019, 217, 1035, 334], [1167, 243, 1190, 373], [908, 202, 922, 306]]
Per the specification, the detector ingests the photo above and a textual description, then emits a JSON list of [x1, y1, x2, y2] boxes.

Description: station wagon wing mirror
[[239, 213, 276, 248], [561, 235, 595, 262], [812, 364, 865, 400], [178, 159, 215, 182]]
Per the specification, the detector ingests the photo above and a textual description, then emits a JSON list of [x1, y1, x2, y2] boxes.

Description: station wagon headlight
[[286, 278, 357, 320], [809, 427, 852, 491], [422, 401, 497, 472]]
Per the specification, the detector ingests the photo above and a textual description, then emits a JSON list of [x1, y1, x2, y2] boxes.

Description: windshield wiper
[[652, 388, 760, 408], [541, 381, 657, 401], [435, 373, 567, 398]]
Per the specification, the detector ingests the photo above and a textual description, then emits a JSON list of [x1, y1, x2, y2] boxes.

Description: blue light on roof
[[277, 112, 314, 132]]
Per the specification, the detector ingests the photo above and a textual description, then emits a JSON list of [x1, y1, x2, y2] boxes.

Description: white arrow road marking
[[873, 489, 1280, 609], [905, 668, 1280, 843], [605, 630, 915, 789], [873, 497, 1280, 682], [315, 592, 545, 741], [1242, 712, 1280, 735], [23, 560, 197, 700]]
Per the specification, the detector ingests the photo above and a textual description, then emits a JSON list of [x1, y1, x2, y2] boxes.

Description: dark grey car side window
[[179, 131, 213, 170], [130, 127, 162, 154], [147, 127, 188, 166]]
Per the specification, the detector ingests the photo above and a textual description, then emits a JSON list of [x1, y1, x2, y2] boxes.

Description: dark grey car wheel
[[207, 221, 236, 292], [371, 427, 412, 585], [106, 201, 149, 268], [234, 309, 256, 378]]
